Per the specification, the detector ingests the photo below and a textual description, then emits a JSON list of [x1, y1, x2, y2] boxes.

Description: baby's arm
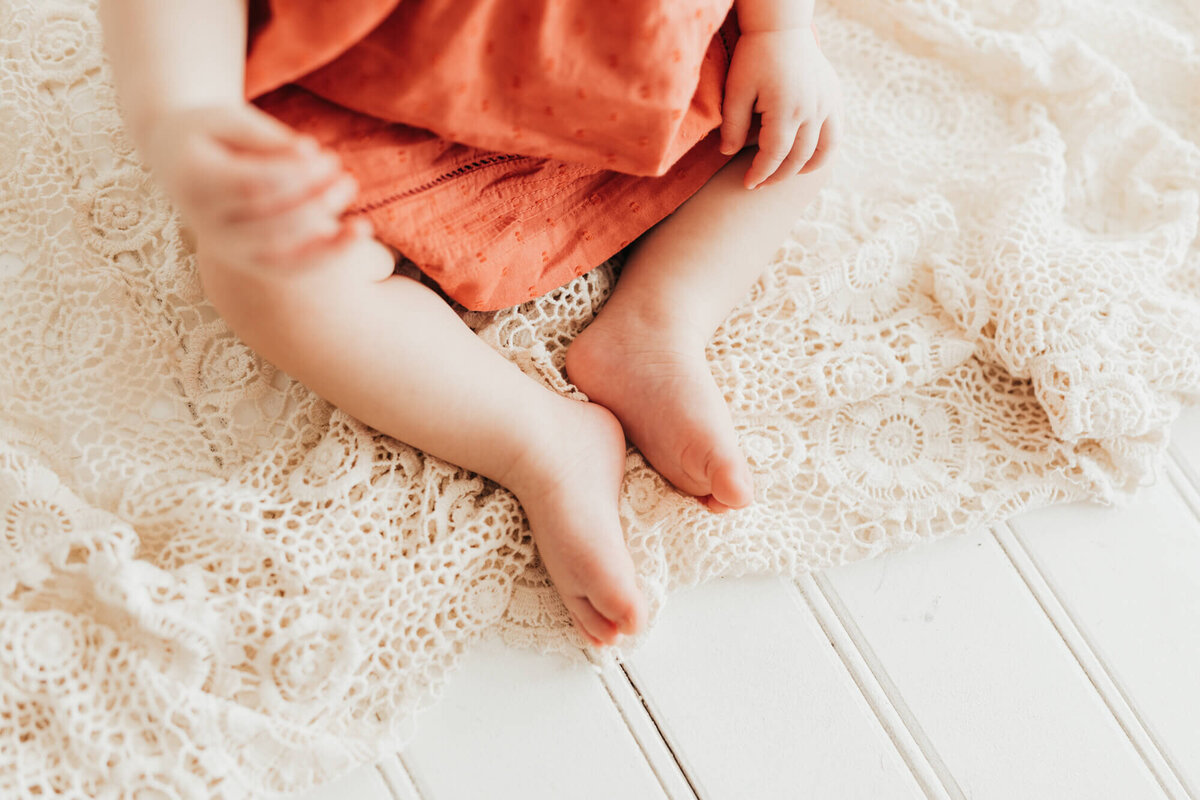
[[720, 0, 841, 189], [99, 0, 368, 269]]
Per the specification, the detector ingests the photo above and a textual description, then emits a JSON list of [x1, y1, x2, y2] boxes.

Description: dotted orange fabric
[[246, 0, 739, 310]]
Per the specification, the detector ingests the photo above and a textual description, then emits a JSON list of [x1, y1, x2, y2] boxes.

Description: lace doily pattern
[[1, 0, 1198, 796]]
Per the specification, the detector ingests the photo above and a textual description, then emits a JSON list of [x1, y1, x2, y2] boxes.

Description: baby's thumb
[[719, 82, 755, 155], [212, 107, 308, 155]]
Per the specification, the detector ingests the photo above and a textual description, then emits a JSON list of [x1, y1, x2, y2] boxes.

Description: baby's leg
[[567, 150, 832, 511], [197, 238, 644, 645]]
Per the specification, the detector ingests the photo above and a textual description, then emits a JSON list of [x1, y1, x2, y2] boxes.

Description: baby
[[100, 0, 841, 647]]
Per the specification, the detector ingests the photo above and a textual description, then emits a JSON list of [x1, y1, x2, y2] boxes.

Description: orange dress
[[245, 0, 739, 310]]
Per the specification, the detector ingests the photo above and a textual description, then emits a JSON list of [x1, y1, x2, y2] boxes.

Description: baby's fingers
[[209, 107, 313, 156], [799, 113, 840, 174], [743, 113, 799, 189], [762, 120, 822, 186], [217, 150, 344, 221], [231, 175, 360, 263], [284, 216, 374, 268]]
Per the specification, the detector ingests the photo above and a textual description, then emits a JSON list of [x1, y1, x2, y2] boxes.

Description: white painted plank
[[377, 755, 424, 800], [401, 634, 667, 800], [621, 576, 929, 800], [991, 524, 1192, 799], [1008, 477, 1200, 796], [797, 573, 959, 799], [589, 656, 699, 800], [821, 530, 1164, 799], [294, 762, 395, 800]]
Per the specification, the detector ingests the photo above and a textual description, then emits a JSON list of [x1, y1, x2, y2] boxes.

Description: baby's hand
[[143, 104, 370, 270], [719, 26, 842, 189]]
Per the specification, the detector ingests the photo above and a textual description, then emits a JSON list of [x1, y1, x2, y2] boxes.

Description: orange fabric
[[246, 1, 739, 311], [244, 1, 398, 98]]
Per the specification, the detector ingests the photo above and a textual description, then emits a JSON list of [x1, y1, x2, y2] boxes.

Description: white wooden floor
[[301, 406, 1200, 800]]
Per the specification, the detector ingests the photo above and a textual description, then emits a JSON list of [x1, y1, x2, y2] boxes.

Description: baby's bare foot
[[565, 310, 755, 513], [503, 398, 647, 646]]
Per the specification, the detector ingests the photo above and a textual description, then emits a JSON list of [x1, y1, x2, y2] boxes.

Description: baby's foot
[[503, 398, 647, 646], [565, 309, 755, 513]]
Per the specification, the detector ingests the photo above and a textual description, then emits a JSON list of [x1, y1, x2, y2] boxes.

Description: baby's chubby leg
[[198, 235, 646, 646], [567, 149, 833, 512]]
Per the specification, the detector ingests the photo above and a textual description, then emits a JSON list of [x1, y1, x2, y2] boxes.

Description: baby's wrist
[[737, 22, 822, 54], [736, 0, 815, 35]]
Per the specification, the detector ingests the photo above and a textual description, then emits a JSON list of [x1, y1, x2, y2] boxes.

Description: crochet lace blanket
[[2, 0, 1198, 796]]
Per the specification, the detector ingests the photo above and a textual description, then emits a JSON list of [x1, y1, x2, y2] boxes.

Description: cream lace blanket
[[2, 0, 1198, 796]]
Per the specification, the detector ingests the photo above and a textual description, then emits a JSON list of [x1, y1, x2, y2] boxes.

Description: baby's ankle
[[493, 396, 607, 500], [591, 291, 710, 350]]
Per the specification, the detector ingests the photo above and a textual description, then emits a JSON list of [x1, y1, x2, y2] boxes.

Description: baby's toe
[[588, 575, 646, 636], [563, 594, 620, 645], [681, 439, 754, 510], [710, 456, 755, 509], [700, 494, 734, 513], [678, 436, 721, 497], [566, 607, 604, 647]]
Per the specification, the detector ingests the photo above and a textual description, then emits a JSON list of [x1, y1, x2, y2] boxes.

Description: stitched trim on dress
[[349, 152, 532, 215]]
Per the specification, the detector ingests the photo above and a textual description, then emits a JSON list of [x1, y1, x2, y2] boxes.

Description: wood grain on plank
[[400, 635, 667, 800], [621, 576, 927, 800], [1008, 477, 1200, 797], [821, 530, 1165, 800]]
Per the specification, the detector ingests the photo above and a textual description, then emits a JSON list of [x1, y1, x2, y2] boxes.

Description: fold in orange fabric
[[246, 0, 739, 310]]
